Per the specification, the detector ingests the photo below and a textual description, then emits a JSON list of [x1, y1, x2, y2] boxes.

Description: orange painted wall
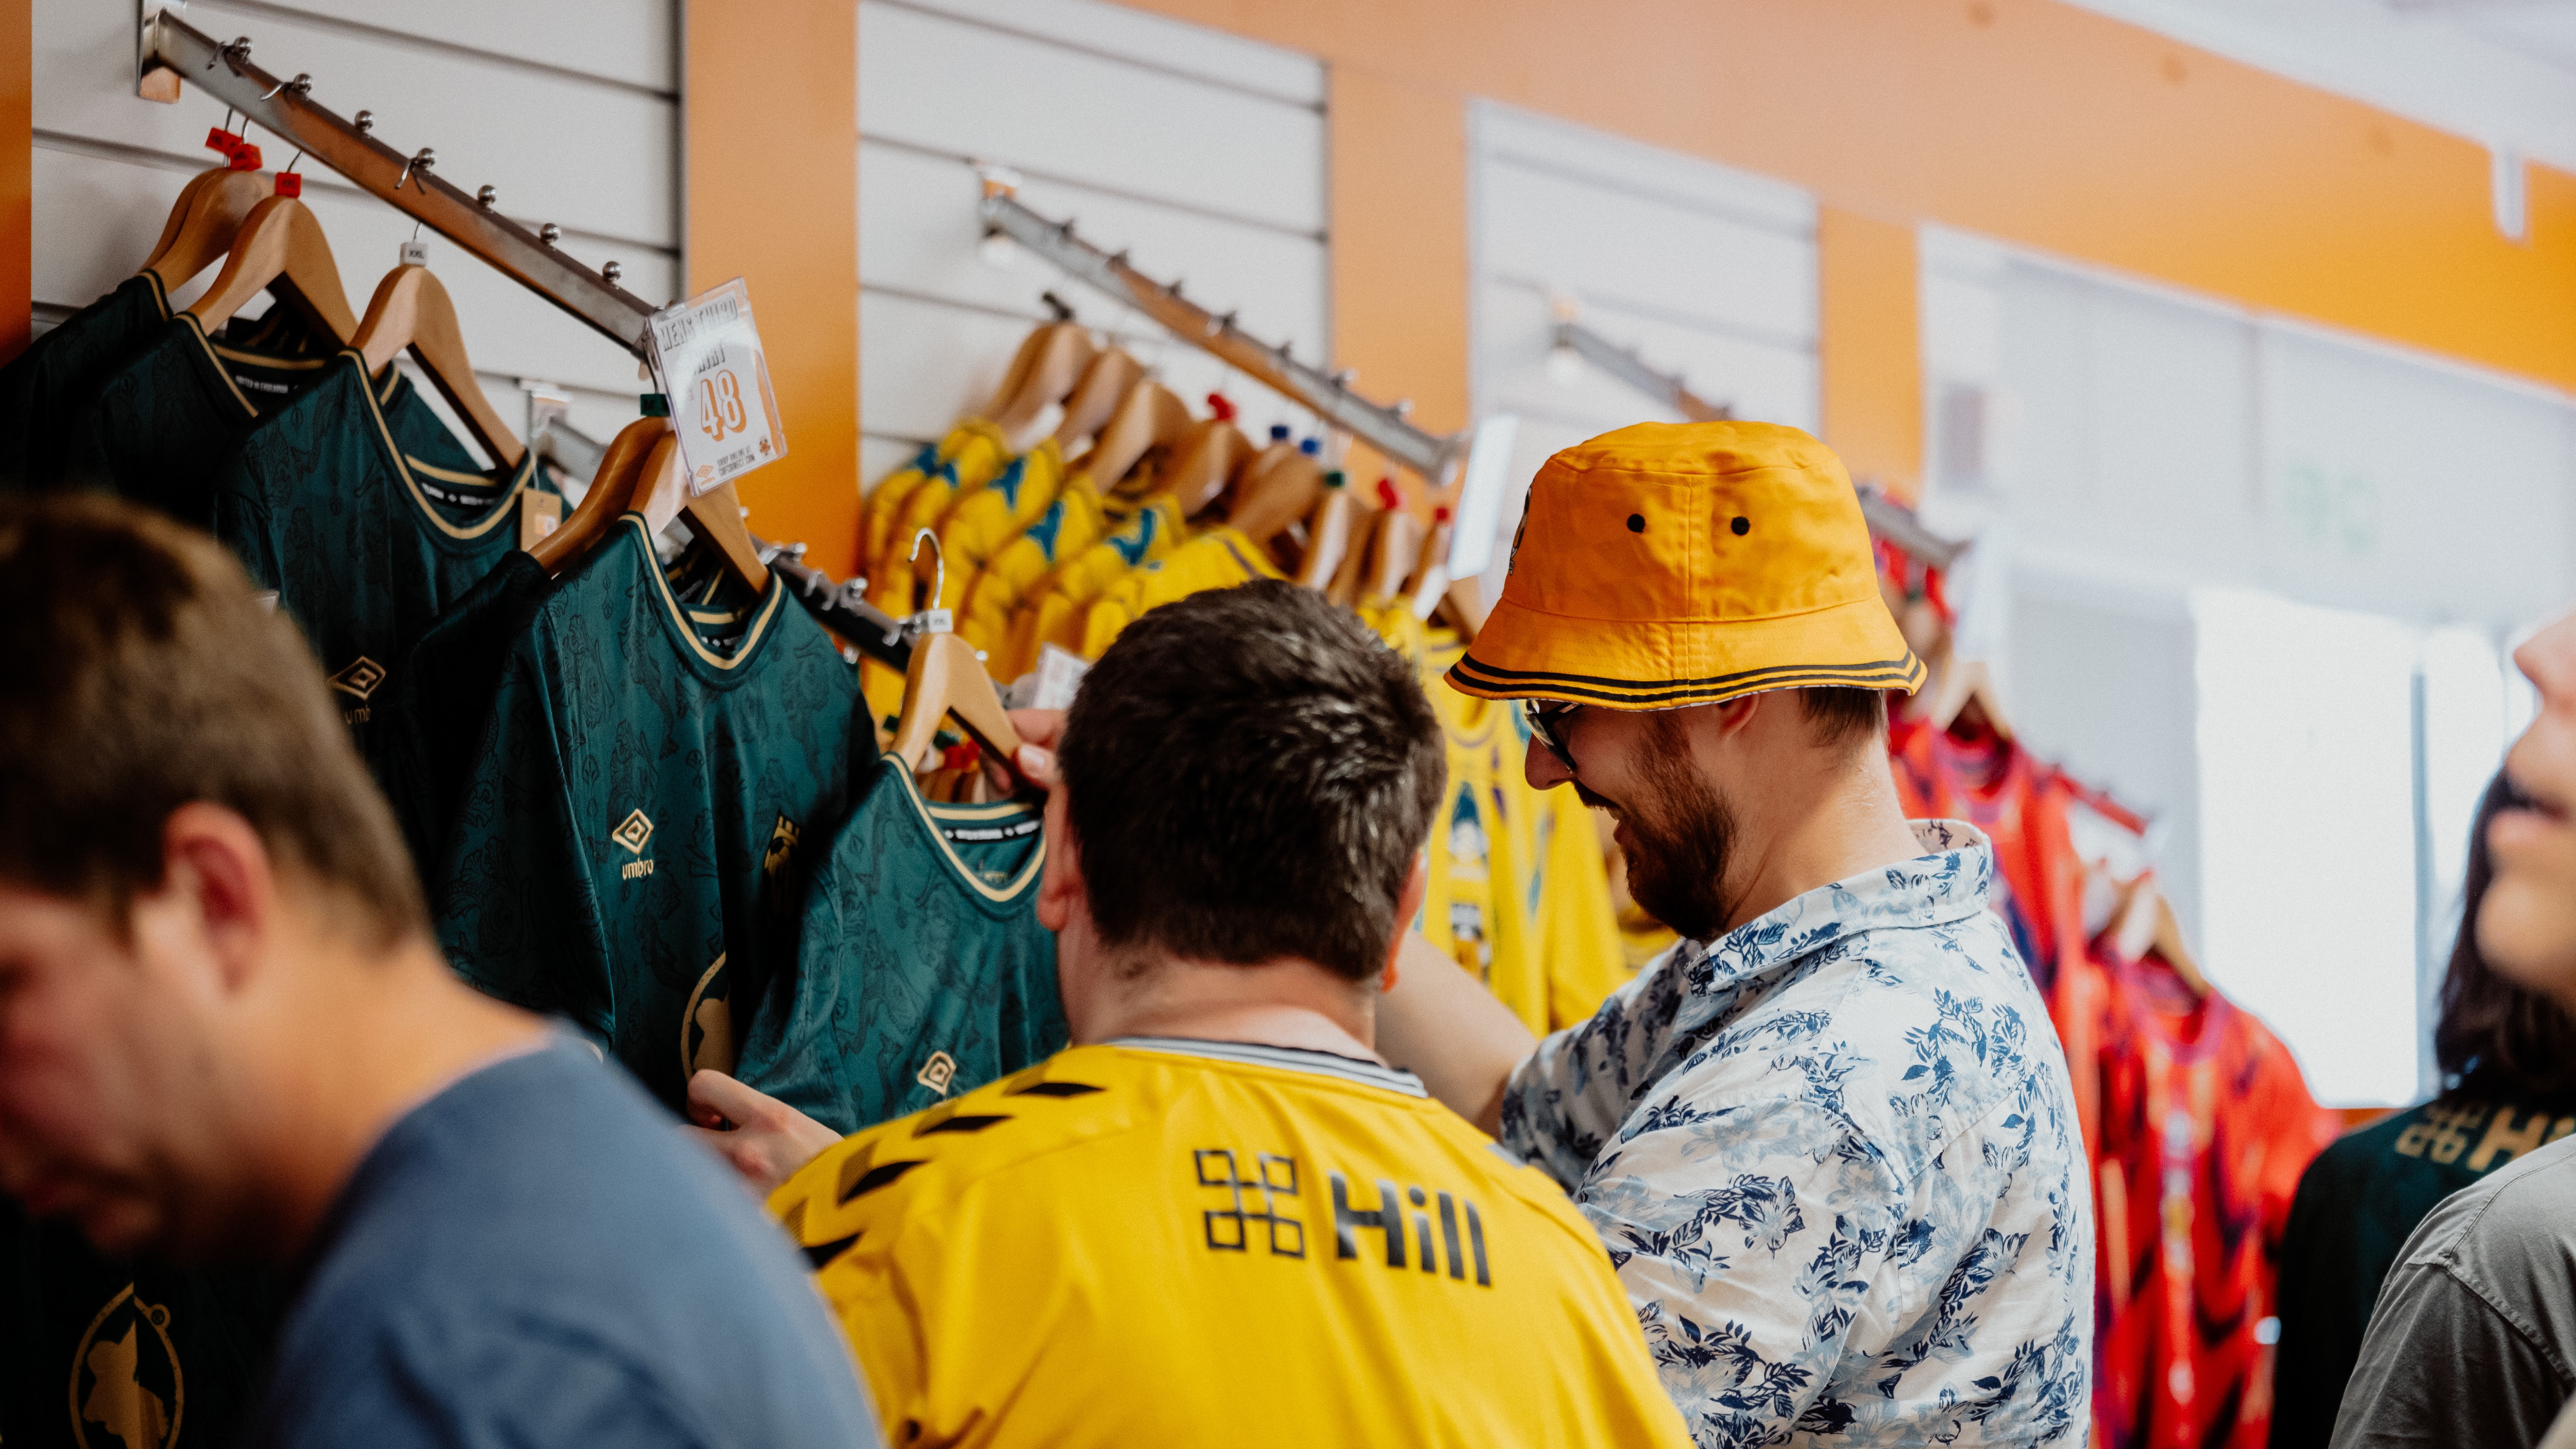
[[0, 0, 29, 367], [685, 0, 861, 576], [1327, 66, 1470, 505], [1106, 0, 2576, 488], [1818, 210, 1923, 503]]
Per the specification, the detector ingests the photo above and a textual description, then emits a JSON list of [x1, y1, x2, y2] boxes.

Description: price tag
[[644, 278, 788, 497]]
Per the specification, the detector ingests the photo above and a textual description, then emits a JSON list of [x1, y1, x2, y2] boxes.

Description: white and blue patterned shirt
[[1501, 820, 2092, 1448]]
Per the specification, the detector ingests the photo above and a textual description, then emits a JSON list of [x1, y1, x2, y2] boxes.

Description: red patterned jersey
[[2086, 942, 2336, 1449]]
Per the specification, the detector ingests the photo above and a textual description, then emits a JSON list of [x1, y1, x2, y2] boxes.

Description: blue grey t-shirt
[[248, 1039, 880, 1448]]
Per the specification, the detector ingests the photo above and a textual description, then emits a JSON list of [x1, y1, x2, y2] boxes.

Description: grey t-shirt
[[248, 1038, 881, 1448], [2330, 1133, 2576, 1449]]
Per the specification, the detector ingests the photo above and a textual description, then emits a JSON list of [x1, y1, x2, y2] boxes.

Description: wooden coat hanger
[[1081, 377, 1192, 489], [985, 322, 1099, 438], [1324, 504, 1380, 605], [143, 167, 272, 291], [352, 265, 526, 470], [627, 429, 771, 594], [2108, 871, 2210, 998], [1225, 447, 1327, 550], [1911, 636, 2016, 741], [527, 417, 665, 573], [888, 532, 1027, 787], [1049, 347, 1144, 450], [182, 195, 358, 346], [1166, 418, 1253, 517], [1364, 506, 1424, 602], [1294, 482, 1361, 590]]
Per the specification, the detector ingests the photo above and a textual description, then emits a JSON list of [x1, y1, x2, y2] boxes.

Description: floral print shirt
[[1501, 820, 2093, 1447]]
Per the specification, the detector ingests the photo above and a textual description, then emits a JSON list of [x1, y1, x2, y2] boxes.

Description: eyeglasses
[[1522, 698, 1583, 775]]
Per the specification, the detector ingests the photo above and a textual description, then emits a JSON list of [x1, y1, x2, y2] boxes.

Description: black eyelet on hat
[[1626, 514, 1645, 533], [1731, 516, 1750, 536]]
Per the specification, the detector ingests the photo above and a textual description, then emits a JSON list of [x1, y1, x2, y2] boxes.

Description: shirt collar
[[1671, 818, 1998, 998]]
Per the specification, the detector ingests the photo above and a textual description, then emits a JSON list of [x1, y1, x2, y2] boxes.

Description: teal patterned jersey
[[0, 1198, 287, 1449], [57, 313, 475, 528], [427, 516, 867, 1111], [0, 273, 169, 492], [736, 755, 1065, 1134], [207, 350, 558, 781], [377, 548, 556, 873]]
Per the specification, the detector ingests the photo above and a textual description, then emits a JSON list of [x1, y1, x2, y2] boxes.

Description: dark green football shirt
[[736, 754, 1066, 1135], [2269, 1090, 2576, 1449], [428, 515, 867, 1111], [378, 547, 557, 874], [0, 1198, 287, 1449], [0, 273, 171, 493], [56, 312, 476, 528], [207, 350, 558, 780]]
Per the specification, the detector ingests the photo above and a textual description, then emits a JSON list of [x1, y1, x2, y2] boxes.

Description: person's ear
[[1381, 853, 1430, 993], [1710, 691, 1765, 741], [143, 802, 278, 997], [1035, 787, 1084, 935]]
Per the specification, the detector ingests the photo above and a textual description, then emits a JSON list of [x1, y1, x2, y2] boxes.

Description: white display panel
[[1467, 101, 1819, 602], [856, 0, 1327, 467], [32, 0, 678, 450], [2194, 588, 2423, 1107]]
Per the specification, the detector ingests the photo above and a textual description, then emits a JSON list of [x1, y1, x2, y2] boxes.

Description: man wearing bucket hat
[[1379, 421, 2093, 1446]]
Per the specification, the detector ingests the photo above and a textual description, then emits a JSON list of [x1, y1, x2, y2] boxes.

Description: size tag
[[273, 173, 302, 198], [1030, 643, 1090, 711], [644, 278, 787, 497], [518, 490, 562, 551], [400, 239, 429, 267]]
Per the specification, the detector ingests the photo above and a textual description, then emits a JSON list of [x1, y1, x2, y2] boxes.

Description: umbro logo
[[611, 810, 655, 856], [328, 656, 386, 700], [917, 1051, 958, 1097]]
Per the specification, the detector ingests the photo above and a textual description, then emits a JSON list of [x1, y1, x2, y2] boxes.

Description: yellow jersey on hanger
[[920, 439, 1066, 615], [1079, 525, 1284, 659], [770, 1039, 1692, 1449], [860, 420, 1010, 587], [1413, 659, 1542, 1030], [956, 474, 1110, 666], [865, 429, 1019, 621], [1008, 492, 1186, 677]]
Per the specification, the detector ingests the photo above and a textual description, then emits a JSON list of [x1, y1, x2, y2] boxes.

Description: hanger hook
[[908, 528, 947, 618], [397, 146, 434, 191]]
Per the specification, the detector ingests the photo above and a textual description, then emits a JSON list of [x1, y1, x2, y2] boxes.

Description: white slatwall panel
[[857, 0, 1327, 483], [33, 0, 678, 450], [1469, 102, 1820, 599]]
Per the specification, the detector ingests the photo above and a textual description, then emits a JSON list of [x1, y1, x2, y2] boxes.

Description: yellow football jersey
[[1078, 526, 1285, 659], [772, 1039, 1690, 1449], [866, 431, 1019, 621], [955, 472, 1108, 665], [921, 440, 1067, 616], [1532, 787, 1634, 1029], [861, 420, 1010, 587], [1007, 493, 1186, 677]]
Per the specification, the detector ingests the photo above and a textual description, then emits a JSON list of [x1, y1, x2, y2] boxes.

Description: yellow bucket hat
[[1447, 420, 1926, 709]]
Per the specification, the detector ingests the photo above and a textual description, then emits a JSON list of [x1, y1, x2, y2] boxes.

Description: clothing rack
[[137, 7, 657, 357], [973, 168, 1464, 488], [529, 418, 918, 671], [1553, 316, 1735, 424], [1552, 310, 1968, 569]]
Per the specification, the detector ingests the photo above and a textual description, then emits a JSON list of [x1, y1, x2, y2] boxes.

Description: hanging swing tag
[[643, 278, 788, 497], [273, 173, 302, 197], [400, 239, 429, 267]]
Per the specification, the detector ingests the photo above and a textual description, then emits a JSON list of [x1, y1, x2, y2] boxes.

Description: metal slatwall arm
[[1552, 314, 1966, 568], [1553, 318, 1734, 422], [975, 178, 1464, 487], [139, 9, 656, 356]]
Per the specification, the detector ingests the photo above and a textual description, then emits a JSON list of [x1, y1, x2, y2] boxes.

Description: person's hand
[[683, 1070, 843, 1199], [984, 707, 1065, 796]]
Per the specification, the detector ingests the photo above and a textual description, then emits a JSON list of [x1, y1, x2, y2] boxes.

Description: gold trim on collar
[[886, 760, 1045, 904], [626, 515, 783, 671], [349, 352, 533, 542]]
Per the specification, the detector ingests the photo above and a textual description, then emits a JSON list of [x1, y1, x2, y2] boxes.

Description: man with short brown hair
[[0, 495, 878, 1448]]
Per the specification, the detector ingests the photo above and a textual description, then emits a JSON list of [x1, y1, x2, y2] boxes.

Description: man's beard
[[1589, 711, 1738, 943]]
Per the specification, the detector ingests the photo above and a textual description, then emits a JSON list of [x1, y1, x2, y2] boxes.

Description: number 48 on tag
[[644, 278, 789, 495]]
